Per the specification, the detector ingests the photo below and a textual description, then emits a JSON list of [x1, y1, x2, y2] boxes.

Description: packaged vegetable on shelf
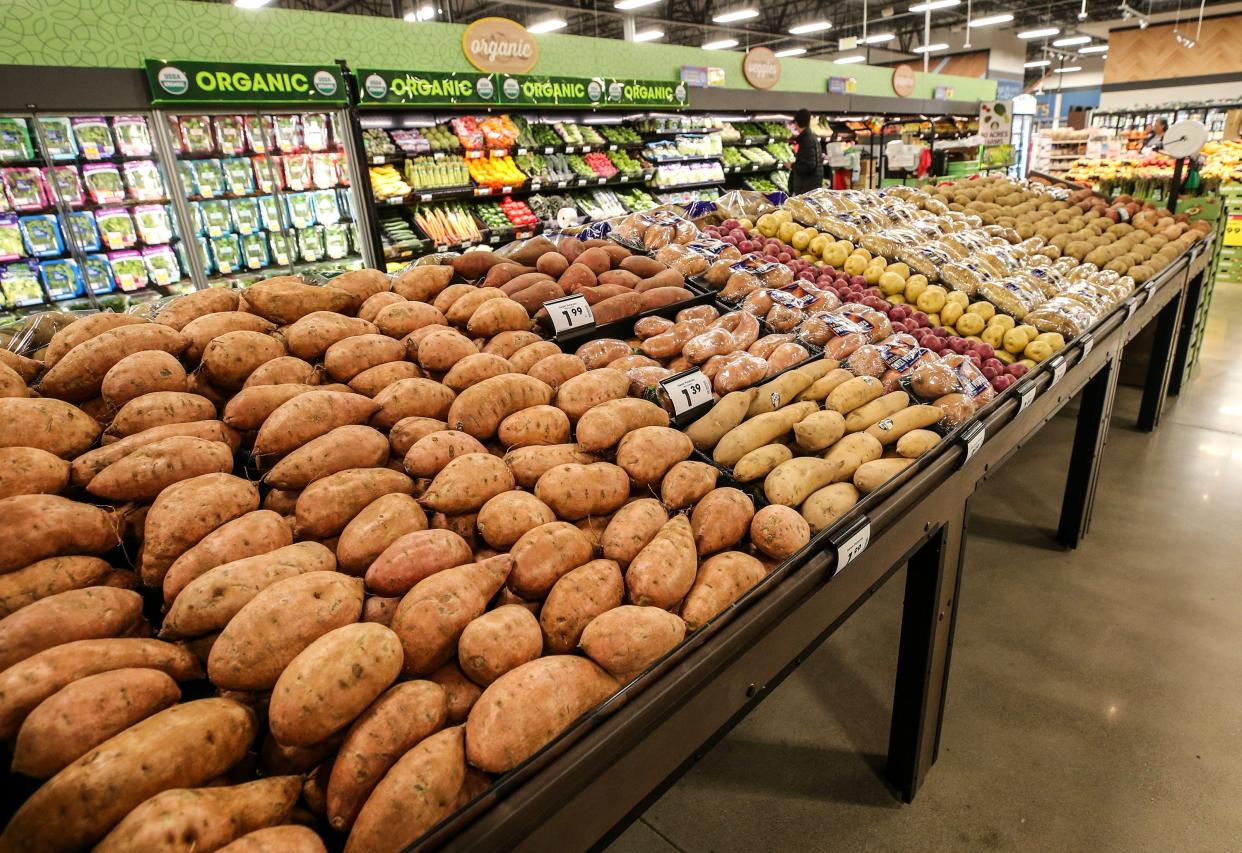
[[95, 208, 137, 251], [177, 115, 214, 154], [302, 114, 331, 152], [81, 254, 115, 294], [133, 204, 173, 245], [70, 116, 114, 160], [81, 163, 125, 205], [229, 198, 261, 236], [37, 117, 77, 160], [212, 115, 247, 155], [795, 303, 892, 358], [0, 260, 42, 306], [39, 257, 82, 298], [19, 214, 63, 257], [901, 352, 995, 427], [65, 211, 101, 251], [0, 118, 35, 162], [0, 215, 22, 260], [122, 160, 167, 202], [240, 231, 270, 269], [654, 237, 741, 276], [108, 249, 148, 290], [273, 115, 302, 152], [43, 166, 84, 207], [4, 167, 47, 210], [613, 207, 699, 250], [143, 245, 182, 285], [708, 253, 795, 301]]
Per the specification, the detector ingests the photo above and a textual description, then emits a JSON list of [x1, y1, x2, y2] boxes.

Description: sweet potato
[[245, 276, 353, 324], [348, 361, 423, 397], [0, 638, 203, 740], [38, 323, 186, 402], [482, 330, 542, 358], [681, 551, 767, 630], [163, 510, 292, 604], [0, 586, 142, 672], [43, 312, 147, 368], [533, 461, 630, 521], [222, 383, 316, 431], [155, 287, 241, 331], [87, 436, 234, 501], [362, 595, 400, 626], [450, 250, 503, 280], [402, 430, 485, 479], [536, 252, 570, 278], [429, 663, 481, 724], [163, 542, 337, 640], [625, 514, 697, 609], [486, 262, 536, 289], [109, 391, 218, 438], [244, 355, 321, 388], [465, 656, 617, 773], [416, 328, 477, 372], [142, 473, 259, 586], [100, 350, 187, 408], [392, 265, 452, 302], [445, 373, 553, 439], [285, 312, 377, 360], [0, 347, 39, 384], [71, 419, 238, 487], [254, 390, 379, 457], [691, 488, 754, 555], [527, 353, 586, 392], [458, 605, 542, 686], [419, 453, 514, 515], [554, 368, 630, 422], [324, 333, 406, 382], [442, 352, 514, 392], [682, 390, 755, 451], [448, 288, 509, 327], [263, 488, 299, 515], [508, 340, 561, 372], [640, 286, 693, 310], [600, 498, 668, 569], [497, 404, 570, 448], [580, 605, 686, 677], [503, 444, 597, 488], [660, 460, 719, 509], [466, 297, 530, 338], [201, 330, 286, 389], [11, 668, 180, 779], [359, 291, 406, 324], [0, 494, 119, 574], [370, 378, 455, 430], [294, 467, 415, 539], [330, 268, 391, 307], [431, 283, 476, 315], [206, 571, 364, 691], [337, 494, 428, 577], [615, 425, 693, 487], [0, 361, 29, 397], [588, 291, 643, 324], [750, 505, 811, 560], [475, 491, 555, 550], [508, 279, 565, 314], [388, 416, 447, 457], [326, 681, 447, 830], [264, 425, 390, 490], [0, 556, 111, 618], [365, 528, 473, 596], [219, 826, 327, 853], [539, 559, 624, 654], [507, 521, 594, 600], [558, 263, 596, 292], [712, 401, 818, 467], [0, 397, 102, 458], [0, 446, 70, 499], [344, 727, 465, 853], [498, 234, 557, 266], [182, 312, 277, 362]]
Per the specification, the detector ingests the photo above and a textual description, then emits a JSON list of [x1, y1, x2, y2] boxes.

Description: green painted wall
[[1, 0, 995, 101]]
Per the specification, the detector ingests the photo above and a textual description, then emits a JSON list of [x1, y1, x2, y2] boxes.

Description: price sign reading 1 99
[[544, 293, 595, 336], [660, 369, 714, 417]]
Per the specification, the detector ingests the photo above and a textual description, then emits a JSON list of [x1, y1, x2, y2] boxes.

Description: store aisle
[[611, 284, 1242, 853]]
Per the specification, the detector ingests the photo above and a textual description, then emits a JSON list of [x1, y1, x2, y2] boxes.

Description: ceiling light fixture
[[1052, 34, 1091, 46], [835, 54, 868, 63], [913, 42, 949, 52], [1024, 59, 1051, 67], [403, 3, 434, 20], [702, 37, 740, 49], [1018, 26, 1060, 38], [1078, 0, 1088, 19], [633, 28, 664, 41], [1078, 43, 1109, 53], [968, 12, 1013, 26], [528, 17, 567, 32], [712, 7, 759, 22], [862, 32, 896, 43], [775, 46, 808, 56], [789, 20, 833, 34], [614, 0, 660, 8], [1058, 65, 1082, 72], [908, 0, 958, 10]]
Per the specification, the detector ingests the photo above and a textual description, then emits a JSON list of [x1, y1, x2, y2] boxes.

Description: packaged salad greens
[[213, 116, 247, 155], [324, 223, 351, 259], [175, 236, 212, 276], [65, 211, 101, 251], [82, 163, 126, 205], [198, 200, 232, 237], [165, 115, 184, 154], [269, 231, 292, 266], [191, 160, 226, 198], [176, 161, 198, 197], [20, 214, 63, 256], [1, 260, 43, 306], [82, 254, 115, 294], [298, 226, 326, 262], [258, 195, 283, 231], [43, 166, 84, 207], [273, 115, 302, 152], [312, 154, 338, 190], [211, 234, 242, 273], [0, 118, 34, 162], [95, 207, 137, 250], [123, 160, 167, 201], [311, 190, 340, 225], [222, 158, 255, 196], [38, 117, 77, 161], [252, 156, 279, 193], [112, 115, 153, 156], [178, 115, 215, 154], [240, 232, 269, 269], [143, 245, 181, 285], [302, 114, 329, 151], [285, 193, 316, 229], [71, 117, 115, 160], [108, 250, 148, 290], [0, 215, 22, 260], [283, 154, 311, 191], [4, 168, 47, 210], [40, 258, 83, 299], [246, 115, 275, 154], [133, 204, 173, 244], [230, 198, 260, 235]]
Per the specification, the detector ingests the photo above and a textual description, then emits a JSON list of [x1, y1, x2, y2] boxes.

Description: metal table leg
[[886, 497, 968, 802], [1167, 268, 1204, 398], [1137, 287, 1186, 433], [1057, 351, 1120, 548]]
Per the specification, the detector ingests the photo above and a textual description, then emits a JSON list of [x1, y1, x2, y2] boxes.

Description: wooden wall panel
[[1104, 15, 1242, 83]]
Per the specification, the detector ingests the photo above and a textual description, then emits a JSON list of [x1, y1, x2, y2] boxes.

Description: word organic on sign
[[462, 17, 539, 75], [144, 60, 347, 105], [357, 69, 687, 108]]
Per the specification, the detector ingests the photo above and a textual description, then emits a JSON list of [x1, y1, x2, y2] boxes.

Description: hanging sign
[[358, 70, 497, 106], [707, 67, 727, 87], [144, 60, 347, 105], [1224, 213, 1242, 247], [742, 47, 781, 89], [978, 100, 1013, 146], [681, 66, 710, 88], [892, 64, 916, 97], [356, 69, 687, 108], [462, 17, 539, 75]]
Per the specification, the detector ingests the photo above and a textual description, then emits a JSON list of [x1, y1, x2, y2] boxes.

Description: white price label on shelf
[[371, 155, 384, 165], [1048, 356, 1067, 388], [489, 235, 500, 244], [543, 146, 555, 154], [501, 186, 512, 194], [659, 369, 713, 418], [530, 182, 542, 191], [620, 175, 630, 182], [1018, 384, 1036, 413], [1081, 334, 1094, 357], [516, 147, 528, 155], [564, 146, 576, 153], [460, 240, 472, 249], [384, 196, 403, 205], [434, 244, 448, 253], [831, 516, 871, 575], [1126, 300, 1138, 321], [418, 193, 432, 202], [556, 180, 568, 188], [597, 177, 607, 184], [961, 422, 985, 463], [545, 293, 595, 336]]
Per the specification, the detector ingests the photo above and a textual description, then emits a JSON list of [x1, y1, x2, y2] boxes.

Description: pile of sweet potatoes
[[0, 233, 815, 852]]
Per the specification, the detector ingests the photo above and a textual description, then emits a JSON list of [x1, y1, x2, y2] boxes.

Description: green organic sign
[[145, 59, 348, 105], [356, 69, 687, 108]]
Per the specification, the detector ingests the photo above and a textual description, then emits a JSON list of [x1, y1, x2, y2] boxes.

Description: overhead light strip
[[790, 20, 833, 34]]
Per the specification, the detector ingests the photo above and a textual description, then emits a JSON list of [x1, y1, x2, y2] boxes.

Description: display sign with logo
[[462, 17, 539, 75], [356, 69, 687, 108], [891, 64, 916, 98], [978, 100, 1013, 145], [680, 66, 710, 88], [742, 47, 781, 89], [144, 60, 347, 105], [933, 85, 955, 100], [828, 76, 857, 94], [1224, 214, 1242, 247], [707, 67, 727, 87]]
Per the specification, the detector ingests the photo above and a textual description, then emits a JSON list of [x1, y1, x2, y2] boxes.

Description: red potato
[[476, 491, 556, 549], [389, 555, 513, 676], [141, 473, 259, 586], [100, 350, 187, 408], [392, 265, 452, 303], [223, 383, 321, 431], [0, 494, 119, 574], [285, 312, 377, 361], [337, 493, 428, 576], [580, 605, 686, 678], [324, 333, 406, 382], [445, 373, 554, 439], [442, 352, 514, 391], [0, 397, 102, 459], [41, 312, 147, 369], [182, 312, 277, 362], [244, 276, 353, 324], [86, 435, 234, 501], [359, 291, 406, 324], [154, 286, 241, 331], [419, 452, 514, 515], [0, 557, 112, 619], [264, 425, 391, 490], [163, 510, 293, 605], [625, 514, 698, 609], [458, 605, 542, 686], [293, 467, 415, 539], [0, 447, 71, 499], [254, 390, 380, 458], [107, 391, 218, 438], [403, 430, 487, 479], [0, 699, 256, 852], [348, 361, 424, 397], [0, 586, 144, 672], [364, 528, 474, 596], [539, 559, 624, 654], [71, 420, 239, 487], [601, 498, 668, 568], [498, 404, 571, 448], [38, 323, 186, 402], [370, 378, 456, 430]]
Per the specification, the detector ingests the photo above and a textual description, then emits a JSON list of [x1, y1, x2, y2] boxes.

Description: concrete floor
[[610, 283, 1242, 853]]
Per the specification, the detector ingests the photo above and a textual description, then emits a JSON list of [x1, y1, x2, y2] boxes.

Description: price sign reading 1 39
[[660, 369, 713, 417], [544, 294, 595, 336]]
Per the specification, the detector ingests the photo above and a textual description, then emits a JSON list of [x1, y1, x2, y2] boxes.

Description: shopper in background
[[1142, 117, 1169, 152], [789, 108, 823, 195]]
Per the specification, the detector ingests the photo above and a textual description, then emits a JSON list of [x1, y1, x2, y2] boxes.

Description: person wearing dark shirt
[[789, 108, 822, 195], [1142, 117, 1168, 151]]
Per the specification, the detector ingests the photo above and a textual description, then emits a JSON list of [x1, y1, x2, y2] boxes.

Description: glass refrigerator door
[[0, 112, 192, 313], [164, 109, 367, 286]]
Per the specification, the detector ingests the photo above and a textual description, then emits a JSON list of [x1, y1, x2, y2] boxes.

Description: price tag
[[620, 175, 630, 183], [530, 182, 542, 191], [489, 234, 500, 244], [418, 193, 432, 202], [556, 180, 568, 188], [564, 146, 576, 153], [371, 155, 384, 165], [960, 422, 984, 463], [545, 293, 595, 336], [516, 147, 528, 155], [473, 187, 490, 197], [543, 146, 555, 154], [1080, 333, 1094, 357], [597, 177, 607, 184], [490, 149, 507, 158], [385, 197, 403, 206], [608, 144, 618, 151], [1018, 383, 1036, 412], [1048, 355, 1067, 388], [659, 369, 713, 418], [435, 244, 448, 253], [830, 516, 871, 575], [501, 186, 513, 194], [460, 240, 472, 249]]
